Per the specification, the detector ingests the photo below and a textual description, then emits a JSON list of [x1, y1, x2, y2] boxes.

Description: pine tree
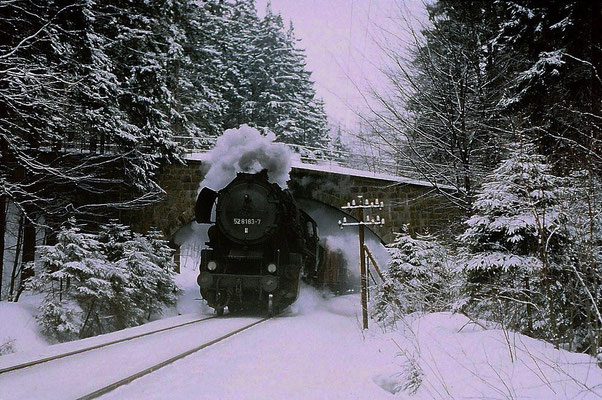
[[219, 0, 259, 129], [458, 143, 565, 338], [97, 222, 176, 329], [494, 1, 601, 171], [557, 171, 602, 353], [32, 219, 112, 341], [372, 227, 455, 327], [177, 0, 228, 138], [121, 232, 177, 322], [32, 220, 178, 341]]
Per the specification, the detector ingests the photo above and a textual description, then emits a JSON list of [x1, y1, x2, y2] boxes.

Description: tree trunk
[[9, 213, 24, 300], [15, 210, 36, 301], [0, 195, 6, 300]]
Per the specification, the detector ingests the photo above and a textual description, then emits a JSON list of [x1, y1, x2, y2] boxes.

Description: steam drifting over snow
[[198, 125, 298, 191]]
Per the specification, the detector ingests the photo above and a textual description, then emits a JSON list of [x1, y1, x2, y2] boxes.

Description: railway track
[[78, 316, 270, 399], [0, 315, 216, 375], [0, 314, 272, 400]]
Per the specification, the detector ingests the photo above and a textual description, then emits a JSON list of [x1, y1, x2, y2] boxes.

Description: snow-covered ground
[[0, 295, 48, 354], [1, 262, 601, 399]]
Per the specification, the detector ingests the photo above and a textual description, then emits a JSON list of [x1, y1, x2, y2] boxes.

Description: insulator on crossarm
[[381, 218, 385, 225], [365, 215, 369, 222], [364, 199, 369, 205], [352, 200, 356, 206], [376, 216, 381, 222], [343, 217, 347, 223]]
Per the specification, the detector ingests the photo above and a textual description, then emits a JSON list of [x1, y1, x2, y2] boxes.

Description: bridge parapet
[[173, 137, 441, 185], [125, 157, 460, 245]]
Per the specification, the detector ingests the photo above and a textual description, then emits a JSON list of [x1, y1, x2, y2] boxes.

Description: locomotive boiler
[[194, 170, 321, 315]]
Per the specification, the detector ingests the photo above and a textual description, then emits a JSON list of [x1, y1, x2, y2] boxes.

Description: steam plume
[[199, 125, 297, 191]]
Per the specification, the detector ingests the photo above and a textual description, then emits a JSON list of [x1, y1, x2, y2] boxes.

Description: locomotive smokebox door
[[216, 173, 280, 244], [195, 187, 218, 223]]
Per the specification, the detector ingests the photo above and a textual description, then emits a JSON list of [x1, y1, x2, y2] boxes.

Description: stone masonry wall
[[127, 161, 461, 244], [126, 160, 204, 239]]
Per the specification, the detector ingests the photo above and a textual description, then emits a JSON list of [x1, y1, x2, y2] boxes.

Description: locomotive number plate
[[233, 218, 262, 225]]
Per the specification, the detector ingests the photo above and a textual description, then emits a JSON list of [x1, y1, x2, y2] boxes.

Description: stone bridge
[[125, 157, 460, 245]]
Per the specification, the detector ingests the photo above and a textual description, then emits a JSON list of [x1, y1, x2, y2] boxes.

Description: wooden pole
[[358, 207, 368, 330]]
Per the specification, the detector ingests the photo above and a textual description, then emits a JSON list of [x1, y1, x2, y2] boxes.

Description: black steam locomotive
[[194, 170, 323, 316]]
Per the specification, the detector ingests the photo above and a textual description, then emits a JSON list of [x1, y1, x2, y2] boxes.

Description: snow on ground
[[369, 313, 602, 399], [102, 287, 393, 400], [0, 315, 257, 399], [2, 259, 601, 399], [100, 287, 602, 400], [0, 294, 49, 354]]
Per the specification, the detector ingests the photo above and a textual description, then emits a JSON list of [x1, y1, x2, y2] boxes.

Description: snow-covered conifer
[[458, 143, 565, 337], [32, 219, 112, 341], [122, 231, 177, 322], [32, 220, 178, 341], [372, 226, 455, 327]]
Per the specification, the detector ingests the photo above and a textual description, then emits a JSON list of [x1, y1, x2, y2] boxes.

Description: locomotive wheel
[[215, 290, 227, 316]]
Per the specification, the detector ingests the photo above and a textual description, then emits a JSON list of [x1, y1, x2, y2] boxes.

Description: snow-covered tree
[[494, 1, 601, 171], [458, 143, 566, 338], [366, 1, 512, 210], [372, 227, 456, 327], [31, 220, 177, 341], [32, 219, 112, 341], [177, 0, 228, 138], [119, 232, 177, 323], [556, 171, 602, 353], [244, 9, 330, 148]]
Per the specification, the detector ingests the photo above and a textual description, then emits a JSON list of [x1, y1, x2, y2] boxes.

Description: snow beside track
[[102, 289, 393, 400], [100, 288, 602, 400], [0, 316, 259, 400], [0, 295, 48, 354], [1, 269, 601, 398]]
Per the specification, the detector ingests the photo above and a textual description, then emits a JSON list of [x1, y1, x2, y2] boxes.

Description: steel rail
[[77, 316, 271, 400], [0, 315, 216, 375]]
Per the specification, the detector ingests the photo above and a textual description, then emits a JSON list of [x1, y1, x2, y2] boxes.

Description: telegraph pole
[[339, 196, 385, 330]]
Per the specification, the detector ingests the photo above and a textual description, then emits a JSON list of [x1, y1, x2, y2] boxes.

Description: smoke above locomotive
[[193, 126, 352, 315], [198, 125, 297, 192]]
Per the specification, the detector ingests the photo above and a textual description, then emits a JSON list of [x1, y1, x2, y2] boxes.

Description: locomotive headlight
[[267, 263, 277, 273], [207, 261, 217, 271]]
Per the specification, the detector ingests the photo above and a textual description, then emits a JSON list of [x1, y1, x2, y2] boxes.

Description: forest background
[[0, 0, 600, 358]]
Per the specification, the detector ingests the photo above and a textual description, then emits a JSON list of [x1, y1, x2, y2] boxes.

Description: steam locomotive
[[194, 170, 339, 316]]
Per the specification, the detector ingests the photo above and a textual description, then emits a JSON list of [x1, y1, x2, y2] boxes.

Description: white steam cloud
[[199, 125, 298, 191]]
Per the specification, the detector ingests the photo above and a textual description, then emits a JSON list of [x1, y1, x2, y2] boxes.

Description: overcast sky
[[256, 0, 426, 130]]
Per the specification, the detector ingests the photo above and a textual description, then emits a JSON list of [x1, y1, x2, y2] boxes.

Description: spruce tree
[[372, 227, 455, 327], [458, 143, 565, 338], [178, 0, 228, 138], [494, 1, 601, 171], [33, 219, 112, 341]]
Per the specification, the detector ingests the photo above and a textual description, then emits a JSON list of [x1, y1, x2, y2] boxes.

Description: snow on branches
[[371, 226, 457, 328], [30, 219, 178, 342]]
